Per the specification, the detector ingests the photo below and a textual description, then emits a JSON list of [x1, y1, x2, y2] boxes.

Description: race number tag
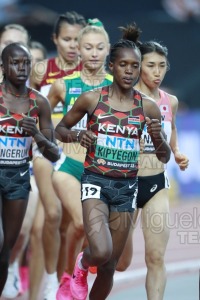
[[81, 183, 101, 201]]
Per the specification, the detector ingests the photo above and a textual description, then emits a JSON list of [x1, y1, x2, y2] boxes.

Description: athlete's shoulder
[[47, 57, 56, 63], [29, 87, 38, 97], [84, 87, 102, 97], [63, 71, 81, 81], [77, 88, 102, 115], [167, 93, 178, 106], [159, 88, 178, 108], [29, 87, 41, 100], [91, 84, 109, 95], [30, 87, 48, 103], [138, 91, 156, 104], [159, 88, 178, 101], [140, 93, 160, 120], [105, 73, 113, 82]]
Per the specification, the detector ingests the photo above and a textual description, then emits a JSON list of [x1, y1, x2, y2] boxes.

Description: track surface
[[1, 199, 199, 300]]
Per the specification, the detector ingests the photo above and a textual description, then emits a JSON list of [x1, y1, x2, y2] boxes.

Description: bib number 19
[[81, 183, 101, 201]]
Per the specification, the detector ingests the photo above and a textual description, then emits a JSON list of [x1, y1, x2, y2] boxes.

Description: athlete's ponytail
[[119, 23, 142, 45]]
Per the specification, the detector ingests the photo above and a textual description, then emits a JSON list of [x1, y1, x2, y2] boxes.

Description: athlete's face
[[30, 48, 45, 66], [53, 23, 83, 63], [0, 29, 28, 53], [140, 52, 168, 89], [109, 48, 141, 89], [79, 32, 110, 71], [3, 46, 31, 85]]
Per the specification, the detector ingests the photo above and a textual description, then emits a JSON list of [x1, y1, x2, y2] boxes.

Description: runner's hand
[[79, 130, 97, 148], [21, 113, 39, 137], [174, 151, 189, 171], [145, 117, 162, 138]]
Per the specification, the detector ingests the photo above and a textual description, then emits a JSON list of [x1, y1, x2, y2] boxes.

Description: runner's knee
[[145, 249, 165, 268], [45, 205, 62, 226]]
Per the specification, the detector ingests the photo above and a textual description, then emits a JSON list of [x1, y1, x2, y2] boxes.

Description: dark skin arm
[[55, 89, 171, 163], [55, 89, 100, 146], [142, 96, 171, 163], [22, 93, 60, 162]]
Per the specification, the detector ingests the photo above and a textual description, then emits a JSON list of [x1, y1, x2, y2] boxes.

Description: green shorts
[[54, 154, 84, 182]]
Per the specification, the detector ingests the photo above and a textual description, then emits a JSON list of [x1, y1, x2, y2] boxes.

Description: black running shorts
[[137, 171, 170, 208], [0, 164, 31, 200], [81, 170, 138, 212]]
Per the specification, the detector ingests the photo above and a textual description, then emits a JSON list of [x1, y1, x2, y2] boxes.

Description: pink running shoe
[[56, 272, 73, 300], [20, 266, 29, 293], [70, 252, 88, 300]]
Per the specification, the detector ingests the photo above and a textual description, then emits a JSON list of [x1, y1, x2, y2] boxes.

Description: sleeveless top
[[84, 86, 145, 178], [0, 86, 39, 167], [39, 58, 82, 114], [63, 71, 113, 130], [142, 89, 173, 152]]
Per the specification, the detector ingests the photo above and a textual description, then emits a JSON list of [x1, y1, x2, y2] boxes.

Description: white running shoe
[[43, 278, 59, 300], [2, 261, 22, 298]]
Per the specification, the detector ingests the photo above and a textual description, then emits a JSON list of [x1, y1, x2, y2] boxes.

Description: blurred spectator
[[0, 0, 20, 25], [29, 41, 47, 65], [162, 0, 200, 21], [0, 23, 30, 83], [0, 0, 58, 26], [0, 23, 30, 52]]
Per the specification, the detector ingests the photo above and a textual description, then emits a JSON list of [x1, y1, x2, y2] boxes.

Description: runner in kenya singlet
[[0, 85, 39, 166], [56, 71, 113, 164], [84, 86, 146, 178]]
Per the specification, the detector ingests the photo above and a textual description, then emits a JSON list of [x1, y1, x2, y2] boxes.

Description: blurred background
[[1, 0, 200, 108]]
